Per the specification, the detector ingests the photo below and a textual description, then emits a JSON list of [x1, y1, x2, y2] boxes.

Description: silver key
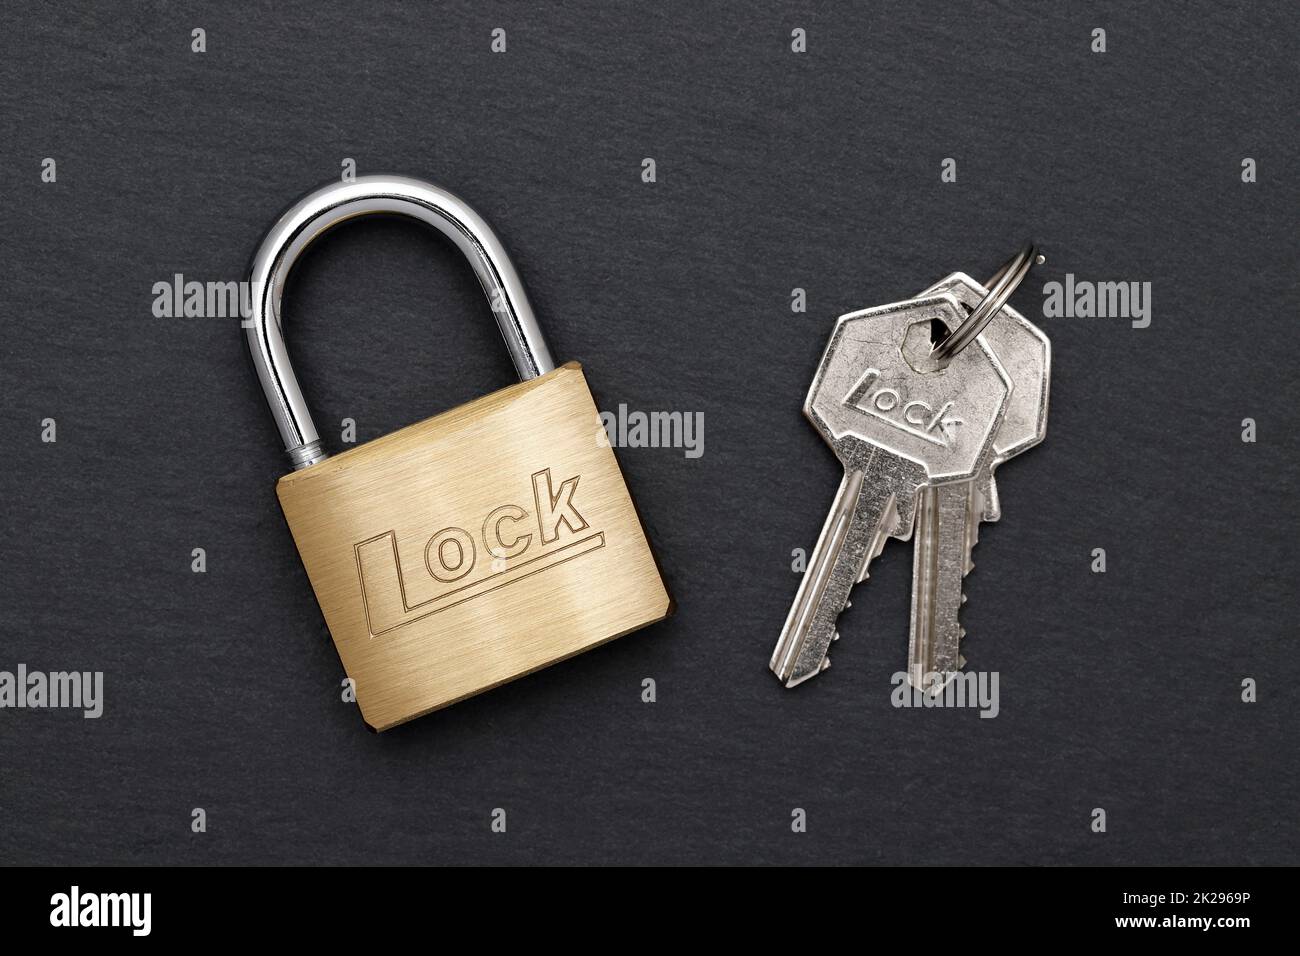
[[770, 293, 1012, 687], [906, 272, 1051, 692]]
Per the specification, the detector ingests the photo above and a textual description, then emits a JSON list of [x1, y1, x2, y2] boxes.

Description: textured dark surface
[[0, 1, 1296, 865]]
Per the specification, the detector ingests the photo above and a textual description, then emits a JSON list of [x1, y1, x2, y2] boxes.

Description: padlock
[[245, 175, 672, 731]]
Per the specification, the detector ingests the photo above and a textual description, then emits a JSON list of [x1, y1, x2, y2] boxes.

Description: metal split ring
[[930, 241, 1044, 361]]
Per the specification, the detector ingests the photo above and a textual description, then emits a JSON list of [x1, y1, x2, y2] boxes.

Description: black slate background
[[1, 1, 1296, 866]]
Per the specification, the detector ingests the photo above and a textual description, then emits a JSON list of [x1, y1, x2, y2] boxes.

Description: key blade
[[907, 480, 977, 692], [771, 464, 912, 687], [771, 469, 865, 685]]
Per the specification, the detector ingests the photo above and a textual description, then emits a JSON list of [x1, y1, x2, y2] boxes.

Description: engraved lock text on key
[[245, 175, 673, 731]]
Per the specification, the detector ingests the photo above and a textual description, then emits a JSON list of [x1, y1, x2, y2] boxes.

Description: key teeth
[[821, 657, 832, 672]]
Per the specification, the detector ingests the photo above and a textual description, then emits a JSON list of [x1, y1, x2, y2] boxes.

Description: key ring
[[930, 241, 1044, 361]]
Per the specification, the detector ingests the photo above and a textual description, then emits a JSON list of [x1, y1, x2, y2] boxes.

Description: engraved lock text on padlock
[[244, 175, 673, 731]]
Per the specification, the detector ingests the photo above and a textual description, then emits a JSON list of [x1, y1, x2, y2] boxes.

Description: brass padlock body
[[276, 362, 671, 730]]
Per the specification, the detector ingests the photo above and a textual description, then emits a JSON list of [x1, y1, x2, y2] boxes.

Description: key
[[770, 292, 1013, 687], [905, 272, 1051, 692]]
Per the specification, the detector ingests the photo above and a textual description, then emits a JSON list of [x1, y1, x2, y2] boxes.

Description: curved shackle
[[245, 174, 556, 471]]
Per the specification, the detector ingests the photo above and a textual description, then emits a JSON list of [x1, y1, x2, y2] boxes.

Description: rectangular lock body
[[276, 362, 672, 731]]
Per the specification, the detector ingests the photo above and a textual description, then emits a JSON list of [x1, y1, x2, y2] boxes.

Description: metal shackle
[[245, 174, 556, 471]]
